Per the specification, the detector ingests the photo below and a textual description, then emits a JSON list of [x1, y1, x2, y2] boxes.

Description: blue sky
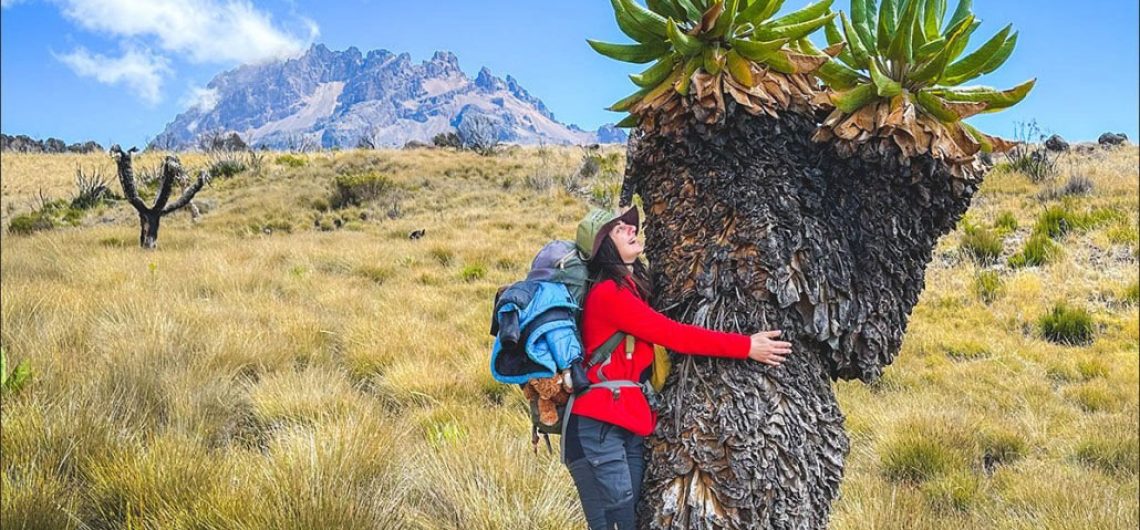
[[1, 0, 1137, 146]]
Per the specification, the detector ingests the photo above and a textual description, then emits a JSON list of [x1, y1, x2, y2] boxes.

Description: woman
[[564, 207, 792, 530]]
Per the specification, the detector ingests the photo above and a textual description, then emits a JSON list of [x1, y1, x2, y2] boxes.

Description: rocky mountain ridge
[[153, 45, 626, 149]]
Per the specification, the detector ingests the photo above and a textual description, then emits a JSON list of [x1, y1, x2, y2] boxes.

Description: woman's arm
[[589, 281, 750, 359]]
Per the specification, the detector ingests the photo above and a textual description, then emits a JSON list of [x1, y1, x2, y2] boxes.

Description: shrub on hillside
[[8, 211, 57, 235], [70, 166, 117, 210], [1038, 174, 1094, 201], [431, 132, 462, 149], [1038, 303, 1095, 345], [208, 158, 247, 179], [331, 172, 393, 208], [1001, 120, 1058, 182], [275, 154, 307, 168]]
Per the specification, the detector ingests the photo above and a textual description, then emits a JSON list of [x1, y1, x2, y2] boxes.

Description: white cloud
[[55, 46, 170, 104], [47, 1, 318, 103], [1, 0, 26, 8], [181, 86, 220, 112], [56, 0, 317, 64]]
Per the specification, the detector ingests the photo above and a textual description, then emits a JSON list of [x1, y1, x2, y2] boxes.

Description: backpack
[[489, 240, 670, 454]]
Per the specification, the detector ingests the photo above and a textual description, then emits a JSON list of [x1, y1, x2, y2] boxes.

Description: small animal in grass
[[523, 373, 571, 426], [408, 228, 426, 240]]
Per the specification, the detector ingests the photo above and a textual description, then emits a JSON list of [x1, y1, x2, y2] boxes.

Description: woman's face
[[608, 221, 643, 264]]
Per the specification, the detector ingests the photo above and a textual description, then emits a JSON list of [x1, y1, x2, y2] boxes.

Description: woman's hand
[[748, 330, 792, 366]]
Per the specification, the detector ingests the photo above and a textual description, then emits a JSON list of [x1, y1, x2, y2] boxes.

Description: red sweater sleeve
[[589, 280, 750, 359]]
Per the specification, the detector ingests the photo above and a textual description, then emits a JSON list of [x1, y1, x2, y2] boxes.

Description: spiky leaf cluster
[[590, 0, 842, 126], [812, 0, 1035, 170]]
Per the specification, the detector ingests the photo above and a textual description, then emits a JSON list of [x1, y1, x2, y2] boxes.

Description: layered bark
[[623, 101, 978, 529]]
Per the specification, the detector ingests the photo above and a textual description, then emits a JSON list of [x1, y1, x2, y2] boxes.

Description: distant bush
[[973, 271, 1003, 304], [331, 172, 393, 208], [1008, 233, 1059, 268], [275, 154, 308, 168], [70, 166, 117, 210], [1038, 175, 1094, 201], [1038, 303, 1095, 345], [959, 225, 1003, 264], [1001, 120, 1057, 182], [208, 158, 247, 179], [8, 211, 57, 235], [431, 132, 462, 149]]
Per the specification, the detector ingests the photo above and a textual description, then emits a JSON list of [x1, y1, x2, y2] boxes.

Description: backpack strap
[[584, 332, 635, 381]]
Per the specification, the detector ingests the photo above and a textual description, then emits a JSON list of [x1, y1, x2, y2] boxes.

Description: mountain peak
[[154, 45, 627, 149], [474, 66, 504, 92]]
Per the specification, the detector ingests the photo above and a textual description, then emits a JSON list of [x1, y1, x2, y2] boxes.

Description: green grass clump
[[460, 264, 486, 283], [920, 471, 981, 512], [1033, 204, 1121, 239], [428, 247, 454, 266], [1074, 436, 1139, 475], [880, 422, 968, 483], [275, 154, 307, 167], [973, 271, 1004, 304], [1038, 303, 1095, 345], [1076, 358, 1109, 380], [993, 211, 1019, 234], [978, 427, 1028, 466], [1035, 205, 1084, 238], [1008, 233, 1059, 268], [959, 225, 1004, 265], [1123, 281, 1139, 305], [1, 347, 31, 394], [355, 265, 393, 284], [943, 339, 991, 361], [1065, 382, 1117, 412]]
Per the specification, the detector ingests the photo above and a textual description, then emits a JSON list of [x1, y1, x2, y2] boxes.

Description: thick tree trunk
[[139, 211, 161, 250], [624, 102, 977, 529]]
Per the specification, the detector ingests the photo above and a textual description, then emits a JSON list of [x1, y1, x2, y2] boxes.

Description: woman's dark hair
[[587, 233, 652, 299]]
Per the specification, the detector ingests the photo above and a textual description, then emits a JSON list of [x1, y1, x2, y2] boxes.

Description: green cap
[[576, 207, 640, 260]]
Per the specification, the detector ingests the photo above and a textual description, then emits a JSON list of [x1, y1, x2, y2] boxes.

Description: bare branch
[[152, 155, 182, 211], [162, 170, 209, 215], [110, 144, 150, 214]]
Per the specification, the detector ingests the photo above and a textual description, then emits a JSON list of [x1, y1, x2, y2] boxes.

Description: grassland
[[0, 144, 1136, 529]]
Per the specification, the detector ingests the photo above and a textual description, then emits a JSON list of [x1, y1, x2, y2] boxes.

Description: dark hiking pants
[[564, 414, 646, 530]]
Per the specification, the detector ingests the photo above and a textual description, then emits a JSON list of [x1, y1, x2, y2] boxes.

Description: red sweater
[[571, 277, 751, 436]]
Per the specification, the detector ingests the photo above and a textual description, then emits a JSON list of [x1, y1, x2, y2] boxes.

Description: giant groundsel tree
[[591, 0, 1032, 528]]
